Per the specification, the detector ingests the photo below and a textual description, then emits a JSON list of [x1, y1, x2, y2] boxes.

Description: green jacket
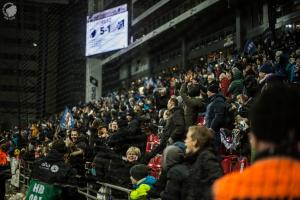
[[228, 69, 243, 98]]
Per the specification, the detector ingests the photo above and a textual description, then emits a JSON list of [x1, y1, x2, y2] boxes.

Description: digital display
[[86, 4, 128, 56]]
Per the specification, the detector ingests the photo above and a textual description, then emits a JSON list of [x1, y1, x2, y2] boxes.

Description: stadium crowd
[[0, 27, 300, 200]]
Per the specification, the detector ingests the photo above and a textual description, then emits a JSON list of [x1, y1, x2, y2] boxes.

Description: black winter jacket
[[164, 107, 185, 142], [161, 164, 189, 200], [31, 150, 77, 185], [148, 107, 185, 158], [180, 83, 206, 128], [93, 150, 138, 188], [185, 147, 223, 200], [205, 93, 226, 132]]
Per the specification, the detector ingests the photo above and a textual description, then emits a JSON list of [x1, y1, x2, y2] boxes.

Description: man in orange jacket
[[213, 83, 300, 200]]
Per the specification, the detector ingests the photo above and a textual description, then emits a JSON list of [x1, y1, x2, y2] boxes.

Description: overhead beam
[[132, 0, 171, 26], [101, 0, 221, 65]]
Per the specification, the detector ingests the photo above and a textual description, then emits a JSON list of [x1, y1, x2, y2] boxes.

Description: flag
[[60, 107, 75, 129], [244, 39, 257, 56]]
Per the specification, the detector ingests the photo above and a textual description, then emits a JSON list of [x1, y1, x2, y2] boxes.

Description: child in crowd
[[129, 164, 156, 200]]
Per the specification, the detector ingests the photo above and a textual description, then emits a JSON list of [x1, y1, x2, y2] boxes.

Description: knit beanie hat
[[130, 164, 149, 181]]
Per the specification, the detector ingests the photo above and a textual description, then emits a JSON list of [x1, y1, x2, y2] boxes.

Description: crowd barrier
[[17, 159, 151, 200]]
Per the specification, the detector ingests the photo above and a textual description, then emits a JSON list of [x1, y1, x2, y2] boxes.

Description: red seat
[[148, 154, 162, 179], [221, 155, 249, 174]]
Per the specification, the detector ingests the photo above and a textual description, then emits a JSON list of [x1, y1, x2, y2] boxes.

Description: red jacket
[[0, 150, 7, 166], [219, 77, 230, 97]]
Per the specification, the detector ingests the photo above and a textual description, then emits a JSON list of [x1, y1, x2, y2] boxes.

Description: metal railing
[[19, 160, 33, 189], [78, 181, 132, 200], [18, 159, 133, 200]]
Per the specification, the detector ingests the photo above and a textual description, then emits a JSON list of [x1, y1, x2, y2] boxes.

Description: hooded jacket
[[228, 68, 243, 98], [161, 145, 189, 200], [130, 175, 157, 200]]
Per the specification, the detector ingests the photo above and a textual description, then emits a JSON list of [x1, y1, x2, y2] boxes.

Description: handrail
[[18, 159, 133, 199], [96, 181, 132, 194], [77, 190, 99, 200]]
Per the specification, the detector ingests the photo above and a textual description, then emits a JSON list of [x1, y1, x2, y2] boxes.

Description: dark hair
[[250, 83, 300, 149], [52, 139, 67, 154], [188, 84, 200, 97]]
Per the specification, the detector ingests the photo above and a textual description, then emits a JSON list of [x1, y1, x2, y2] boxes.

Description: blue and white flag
[[60, 107, 75, 129], [244, 39, 257, 56]]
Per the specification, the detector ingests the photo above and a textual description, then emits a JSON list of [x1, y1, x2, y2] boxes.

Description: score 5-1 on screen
[[99, 19, 125, 35]]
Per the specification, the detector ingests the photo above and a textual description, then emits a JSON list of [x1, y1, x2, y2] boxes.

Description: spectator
[[243, 65, 260, 97], [228, 67, 244, 99], [129, 164, 156, 200], [161, 143, 189, 200], [218, 73, 230, 97], [30, 139, 76, 184], [213, 83, 300, 200], [66, 129, 87, 175], [184, 126, 223, 200], [155, 87, 169, 111], [258, 62, 274, 85], [164, 97, 186, 144], [286, 55, 300, 85], [205, 84, 226, 132], [147, 97, 185, 160], [93, 146, 141, 190], [125, 111, 147, 152], [93, 123, 110, 152], [26, 139, 77, 200], [179, 74, 206, 129]]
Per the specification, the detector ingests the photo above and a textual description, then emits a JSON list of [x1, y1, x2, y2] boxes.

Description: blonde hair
[[207, 74, 215, 81], [188, 126, 214, 149], [126, 147, 141, 158], [219, 73, 226, 81], [237, 94, 248, 103]]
